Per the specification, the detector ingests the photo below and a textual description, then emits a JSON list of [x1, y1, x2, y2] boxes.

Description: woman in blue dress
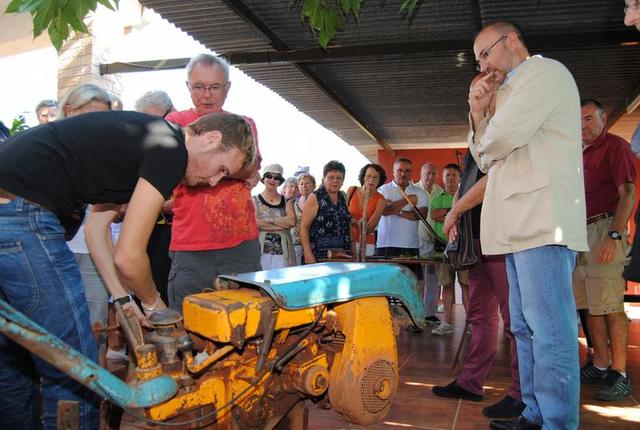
[[300, 160, 352, 263]]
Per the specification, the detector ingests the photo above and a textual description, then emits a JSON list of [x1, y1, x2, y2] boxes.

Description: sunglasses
[[264, 173, 283, 181]]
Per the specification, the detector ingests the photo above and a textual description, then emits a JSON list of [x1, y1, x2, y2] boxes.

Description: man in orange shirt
[[166, 54, 262, 311]]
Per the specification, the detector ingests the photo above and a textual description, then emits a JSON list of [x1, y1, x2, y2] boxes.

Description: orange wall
[[377, 148, 468, 185]]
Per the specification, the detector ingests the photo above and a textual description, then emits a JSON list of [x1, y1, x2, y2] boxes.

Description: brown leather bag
[[444, 211, 476, 270]]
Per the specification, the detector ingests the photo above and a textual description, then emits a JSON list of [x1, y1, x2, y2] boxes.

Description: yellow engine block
[[133, 288, 399, 429]]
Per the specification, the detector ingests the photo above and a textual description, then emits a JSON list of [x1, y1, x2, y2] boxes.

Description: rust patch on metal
[[57, 400, 79, 430]]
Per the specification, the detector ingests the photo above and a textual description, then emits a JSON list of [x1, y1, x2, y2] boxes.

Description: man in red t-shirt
[[165, 54, 262, 311], [572, 98, 636, 401], [622, 0, 640, 284]]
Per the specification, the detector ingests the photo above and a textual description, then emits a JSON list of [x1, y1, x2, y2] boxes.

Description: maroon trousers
[[457, 241, 521, 399]]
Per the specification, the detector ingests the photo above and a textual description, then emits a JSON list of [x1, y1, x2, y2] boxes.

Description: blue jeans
[[506, 246, 579, 430], [0, 198, 99, 429]]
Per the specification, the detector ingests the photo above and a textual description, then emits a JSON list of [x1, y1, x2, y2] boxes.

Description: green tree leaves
[[5, 0, 118, 50], [9, 116, 28, 136], [399, 0, 419, 15], [293, 0, 419, 48], [7, 0, 418, 51]]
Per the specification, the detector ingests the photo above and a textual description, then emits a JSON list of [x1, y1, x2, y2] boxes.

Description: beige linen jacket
[[468, 56, 588, 255]]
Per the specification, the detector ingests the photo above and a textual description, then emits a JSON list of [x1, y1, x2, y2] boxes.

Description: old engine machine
[[0, 262, 425, 429]]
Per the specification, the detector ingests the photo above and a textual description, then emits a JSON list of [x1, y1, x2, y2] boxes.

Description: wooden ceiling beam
[[100, 29, 637, 73], [221, 30, 637, 65], [608, 82, 640, 128]]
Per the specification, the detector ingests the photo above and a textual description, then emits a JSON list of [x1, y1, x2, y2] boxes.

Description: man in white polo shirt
[[376, 158, 428, 319]]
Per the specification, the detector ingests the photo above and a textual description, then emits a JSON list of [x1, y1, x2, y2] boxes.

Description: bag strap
[[458, 154, 479, 198], [397, 186, 447, 246], [347, 186, 357, 207]]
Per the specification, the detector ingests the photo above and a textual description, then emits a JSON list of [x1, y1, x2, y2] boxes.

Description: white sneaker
[[106, 347, 128, 362], [432, 321, 453, 336]]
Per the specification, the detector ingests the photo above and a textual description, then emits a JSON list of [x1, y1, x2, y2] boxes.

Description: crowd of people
[[0, 2, 638, 429]]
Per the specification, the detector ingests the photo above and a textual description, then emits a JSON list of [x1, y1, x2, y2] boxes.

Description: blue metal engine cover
[[219, 262, 425, 327]]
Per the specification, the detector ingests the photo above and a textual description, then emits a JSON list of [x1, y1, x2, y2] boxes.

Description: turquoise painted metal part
[[0, 299, 177, 409], [220, 262, 425, 328]]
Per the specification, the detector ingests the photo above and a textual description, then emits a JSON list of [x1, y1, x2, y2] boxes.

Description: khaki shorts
[[572, 216, 629, 315], [435, 263, 468, 286]]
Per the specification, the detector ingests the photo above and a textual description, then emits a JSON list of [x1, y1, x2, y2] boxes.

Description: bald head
[[473, 21, 529, 77], [475, 21, 525, 46], [420, 162, 438, 190]]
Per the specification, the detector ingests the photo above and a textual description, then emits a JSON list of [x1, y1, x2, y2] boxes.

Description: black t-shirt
[[0, 111, 187, 219]]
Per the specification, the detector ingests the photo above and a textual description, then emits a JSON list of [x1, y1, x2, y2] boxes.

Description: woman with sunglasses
[[300, 160, 352, 264], [253, 164, 296, 270]]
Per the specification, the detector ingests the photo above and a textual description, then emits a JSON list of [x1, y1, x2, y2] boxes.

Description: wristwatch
[[608, 231, 623, 241], [114, 295, 132, 306]]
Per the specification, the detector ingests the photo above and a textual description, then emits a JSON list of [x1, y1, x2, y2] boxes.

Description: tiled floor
[[307, 304, 640, 430]]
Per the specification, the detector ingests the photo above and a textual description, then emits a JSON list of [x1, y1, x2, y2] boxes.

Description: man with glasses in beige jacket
[[468, 21, 588, 430]]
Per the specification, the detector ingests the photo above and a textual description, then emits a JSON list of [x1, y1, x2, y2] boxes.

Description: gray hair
[[57, 84, 111, 119], [35, 99, 58, 115], [282, 177, 298, 188], [186, 54, 230, 83], [111, 94, 123, 111], [135, 90, 174, 113], [580, 98, 605, 117]]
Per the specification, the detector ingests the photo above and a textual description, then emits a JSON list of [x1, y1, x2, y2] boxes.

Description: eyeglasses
[[189, 83, 228, 96], [364, 174, 380, 181], [264, 173, 283, 181], [476, 35, 507, 71]]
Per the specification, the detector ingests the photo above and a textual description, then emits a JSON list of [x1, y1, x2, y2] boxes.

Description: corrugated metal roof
[[140, 0, 640, 161]]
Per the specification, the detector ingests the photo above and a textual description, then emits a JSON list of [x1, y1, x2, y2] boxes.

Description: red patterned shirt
[[166, 109, 261, 250]]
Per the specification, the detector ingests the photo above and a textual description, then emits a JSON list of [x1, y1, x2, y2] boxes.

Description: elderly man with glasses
[[35, 99, 59, 124], [164, 53, 262, 313], [468, 21, 587, 430]]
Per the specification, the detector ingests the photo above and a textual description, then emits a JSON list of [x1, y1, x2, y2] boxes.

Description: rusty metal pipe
[[256, 306, 278, 372], [0, 299, 177, 409], [113, 302, 144, 349], [275, 339, 309, 372]]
